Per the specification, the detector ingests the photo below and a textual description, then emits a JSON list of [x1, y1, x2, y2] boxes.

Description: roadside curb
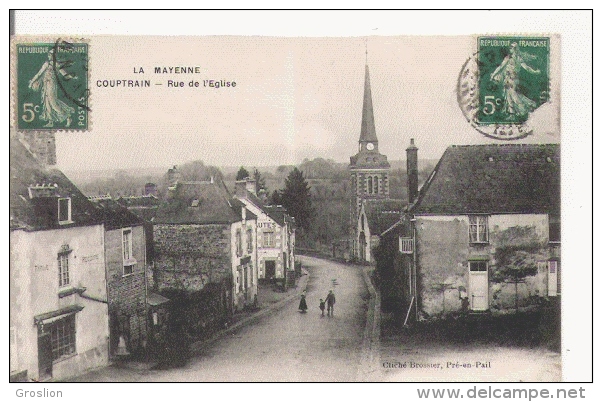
[[357, 266, 381, 382], [189, 268, 310, 355]]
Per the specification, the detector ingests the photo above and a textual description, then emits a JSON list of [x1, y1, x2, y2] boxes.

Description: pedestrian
[[319, 299, 326, 316], [298, 292, 308, 313], [325, 290, 335, 316]]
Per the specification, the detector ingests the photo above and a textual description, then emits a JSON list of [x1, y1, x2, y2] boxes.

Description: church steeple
[[359, 64, 378, 147]]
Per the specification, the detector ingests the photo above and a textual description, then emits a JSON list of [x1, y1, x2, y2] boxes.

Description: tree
[[281, 167, 312, 233], [270, 189, 282, 205], [492, 246, 539, 311], [236, 166, 250, 181], [253, 168, 267, 196], [179, 160, 224, 183]]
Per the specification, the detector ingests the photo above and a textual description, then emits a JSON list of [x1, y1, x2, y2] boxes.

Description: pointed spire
[[359, 63, 378, 143]]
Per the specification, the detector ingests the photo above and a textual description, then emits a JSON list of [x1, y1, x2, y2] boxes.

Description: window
[[58, 247, 71, 288], [549, 215, 560, 243], [469, 215, 489, 243], [122, 229, 135, 275], [247, 228, 253, 253], [263, 231, 275, 248], [49, 315, 76, 361], [373, 176, 379, 194], [399, 237, 414, 254], [58, 198, 71, 224], [367, 176, 373, 194], [469, 261, 488, 272], [236, 229, 243, 257]]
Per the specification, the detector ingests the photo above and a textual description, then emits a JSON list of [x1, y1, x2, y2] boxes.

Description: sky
[[13, 24, 562, 171]]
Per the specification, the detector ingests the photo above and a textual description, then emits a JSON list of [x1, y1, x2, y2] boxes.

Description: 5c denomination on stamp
[[15, 38, 89, 131]]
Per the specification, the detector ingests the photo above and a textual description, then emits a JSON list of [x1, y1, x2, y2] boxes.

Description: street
[[69, 256, 370, 382]]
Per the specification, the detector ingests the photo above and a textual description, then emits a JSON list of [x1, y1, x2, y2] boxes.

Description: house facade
[[10, 136, 109, 381], [234, 179, 295, 281], [152, 180, 258, 337], [89, 197, 149, 358], [377, 142, 560, 320]]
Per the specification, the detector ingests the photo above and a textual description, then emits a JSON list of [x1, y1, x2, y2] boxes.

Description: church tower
[[349, 61, 391, 258]]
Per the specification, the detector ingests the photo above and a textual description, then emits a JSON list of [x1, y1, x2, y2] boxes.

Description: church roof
[[364, 199, 404, 236], [412, 144, 560, 215], [359, 64, 378, 143]]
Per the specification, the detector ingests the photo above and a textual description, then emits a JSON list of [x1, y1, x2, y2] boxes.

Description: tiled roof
[[242, 191, 289, 227], [155, 181, 242, 225], [230, 198, 257, 221], [116, 195, 160, 207], [412, 144, 560, 215], [10, 137, 105, 231], [89, 197, 144, 231], [364, 199, 403, 236]]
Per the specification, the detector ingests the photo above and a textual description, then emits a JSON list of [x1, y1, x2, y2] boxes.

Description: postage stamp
[[14, 38, 89, 131], [457, 36, 552, 140], [477, 37, 550, 125]]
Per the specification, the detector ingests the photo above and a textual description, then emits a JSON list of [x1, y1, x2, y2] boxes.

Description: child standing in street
[[319, 299, 326, 316]]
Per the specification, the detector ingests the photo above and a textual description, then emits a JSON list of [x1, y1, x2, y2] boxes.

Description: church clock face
[[366, 143, 374, 150]]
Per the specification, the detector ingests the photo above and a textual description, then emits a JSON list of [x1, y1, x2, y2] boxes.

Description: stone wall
[[153, 224, 232, 292], [152, 223, 233, 339]]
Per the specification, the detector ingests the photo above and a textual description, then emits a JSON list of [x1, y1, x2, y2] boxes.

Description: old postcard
[[8, 10, 592, 389]]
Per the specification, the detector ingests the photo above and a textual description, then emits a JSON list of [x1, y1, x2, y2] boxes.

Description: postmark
[[458, 36, 550, 140], [14, 38, 89, 131]]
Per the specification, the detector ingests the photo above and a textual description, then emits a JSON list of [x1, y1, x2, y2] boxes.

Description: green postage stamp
[[477, 37, 550, 125], [14, 39, 89, 130], [457, 36, 552, 140]]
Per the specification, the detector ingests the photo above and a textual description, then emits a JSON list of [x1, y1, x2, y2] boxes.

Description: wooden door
[[469, 261, 489, 311], [37, 332, 53, 380]]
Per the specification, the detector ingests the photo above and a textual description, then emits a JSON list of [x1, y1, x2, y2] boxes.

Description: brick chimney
[[235, 178, 256, 198], [406, 138, 418, 204]]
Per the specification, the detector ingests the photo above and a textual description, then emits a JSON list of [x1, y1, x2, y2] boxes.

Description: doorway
[[265, 260, 276, 279], [468, 261, 489, 311]]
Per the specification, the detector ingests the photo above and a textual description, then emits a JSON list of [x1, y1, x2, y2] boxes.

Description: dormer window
[[58, 198, 72, 224]]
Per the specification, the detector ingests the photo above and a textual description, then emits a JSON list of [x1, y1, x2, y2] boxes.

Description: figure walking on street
[[319, 299, 326, 316], [325, 290, 336, 316], [298, 292, 308, 313]]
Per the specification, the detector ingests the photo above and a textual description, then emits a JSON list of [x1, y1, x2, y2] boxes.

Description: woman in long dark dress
[[298, 293, 308, 313]]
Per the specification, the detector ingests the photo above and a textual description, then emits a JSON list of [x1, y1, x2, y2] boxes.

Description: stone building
[[349, 62, 402, 262], [153, 180, 258, 337], [234, 178, 295, 281], [89, 197, 150, 358], [10, 136, 109, 381], [377, 142, 561, 320]]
